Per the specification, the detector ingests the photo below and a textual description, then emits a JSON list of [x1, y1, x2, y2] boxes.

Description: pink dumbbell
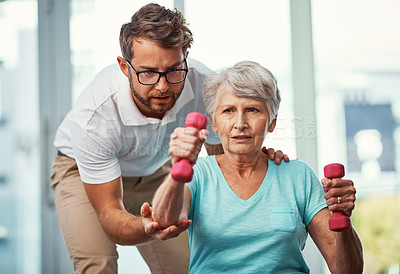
[[323, 163, 351, 232], [170, 112, 208, 183]]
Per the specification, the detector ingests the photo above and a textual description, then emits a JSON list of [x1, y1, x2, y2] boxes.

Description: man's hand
[[262, 147, 290, 164], [141, 202, 191, 241]]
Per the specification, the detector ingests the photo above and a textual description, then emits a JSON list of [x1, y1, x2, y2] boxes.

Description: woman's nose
[[234, 114, 247, 130]]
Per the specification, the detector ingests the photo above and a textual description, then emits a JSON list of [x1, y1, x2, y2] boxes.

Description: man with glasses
[[51, 3, 287, 274]]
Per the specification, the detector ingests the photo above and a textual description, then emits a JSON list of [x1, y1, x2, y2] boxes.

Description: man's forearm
[[99, 208, 152, 245], [83, 178, 153, 246]]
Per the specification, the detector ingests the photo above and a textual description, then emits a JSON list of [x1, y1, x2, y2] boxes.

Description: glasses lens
[[166, 70, 187, 84], [138, 72, 160, 85]]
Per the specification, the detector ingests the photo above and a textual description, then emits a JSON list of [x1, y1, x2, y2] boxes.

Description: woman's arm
[[335, 223, 363, 273], [151, 125, 207, 228], [307, 209, 363, 273], [307, 177, 363, 273], [151, 176, 192, 228]]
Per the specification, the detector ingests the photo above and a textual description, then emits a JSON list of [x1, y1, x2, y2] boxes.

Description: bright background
[[1, 0, 399, 273]]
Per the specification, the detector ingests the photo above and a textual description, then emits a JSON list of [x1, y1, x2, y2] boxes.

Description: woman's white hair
[[203, 60, 281, 125]]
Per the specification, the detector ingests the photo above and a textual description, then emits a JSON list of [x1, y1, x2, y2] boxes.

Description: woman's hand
[[141, 202, 191, 241], [169, 127, 208, 165], [321, 178, 356, 217]]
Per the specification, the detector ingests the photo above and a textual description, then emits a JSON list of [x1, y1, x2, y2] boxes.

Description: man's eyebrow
[[137, 60, 185, 71]]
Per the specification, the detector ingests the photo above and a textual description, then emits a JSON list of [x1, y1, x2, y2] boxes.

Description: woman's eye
[[223, 109, 232, 113], [247, 108, 258, 112]]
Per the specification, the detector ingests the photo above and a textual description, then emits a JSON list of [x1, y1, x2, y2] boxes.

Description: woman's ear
[[267, 118, 277, 133], [209, 116, 218, 133]]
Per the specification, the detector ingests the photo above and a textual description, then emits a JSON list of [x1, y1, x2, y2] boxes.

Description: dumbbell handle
[[170, 112, 208, 183], [323, 163, 351, 232]]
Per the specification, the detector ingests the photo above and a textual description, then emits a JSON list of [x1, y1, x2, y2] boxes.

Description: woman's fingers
[[169, 127, 208, 164], [322, 178, 356, 216]]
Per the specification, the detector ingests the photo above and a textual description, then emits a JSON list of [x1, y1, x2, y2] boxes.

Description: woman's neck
[[217, 151, 268, 179]]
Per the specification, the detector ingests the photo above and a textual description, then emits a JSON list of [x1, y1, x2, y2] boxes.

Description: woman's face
[[211, 87, 276, 156]]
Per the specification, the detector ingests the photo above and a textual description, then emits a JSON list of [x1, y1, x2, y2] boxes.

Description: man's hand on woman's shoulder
[[262, 147, 290, 164]]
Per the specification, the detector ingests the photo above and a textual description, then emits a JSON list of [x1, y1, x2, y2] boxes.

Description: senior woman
[[143, 61, 363, 273]]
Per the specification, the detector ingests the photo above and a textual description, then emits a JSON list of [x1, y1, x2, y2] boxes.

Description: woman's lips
[[231, 135, 252, 142]]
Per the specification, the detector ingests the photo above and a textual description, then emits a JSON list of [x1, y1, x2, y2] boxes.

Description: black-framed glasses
[[125, 59, 188, 85]]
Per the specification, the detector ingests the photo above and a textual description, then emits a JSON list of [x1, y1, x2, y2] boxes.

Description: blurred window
[[312, 1, 400, 272], [0, 1, 40, 273]]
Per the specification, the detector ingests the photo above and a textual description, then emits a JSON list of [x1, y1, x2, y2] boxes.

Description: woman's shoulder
[[195, 155, 216, 167], [273, 158, 315, 174], [192, 155, 220, 176]]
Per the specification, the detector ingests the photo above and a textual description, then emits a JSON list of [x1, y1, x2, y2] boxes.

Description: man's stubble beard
[[128, 72, 184, 114]]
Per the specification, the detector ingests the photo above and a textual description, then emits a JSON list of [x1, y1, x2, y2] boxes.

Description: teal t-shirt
[[187, 156, 327, 273]]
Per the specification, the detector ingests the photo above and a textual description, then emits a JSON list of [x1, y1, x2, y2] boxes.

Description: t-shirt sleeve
[[303, 163, 327, 225], [186, 172, 198, 221], [70, 119, 121, 184], [186, 157, 209, 220]]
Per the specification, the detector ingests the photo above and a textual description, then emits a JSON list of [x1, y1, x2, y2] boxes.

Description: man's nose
[[155, 75, 169, 93]]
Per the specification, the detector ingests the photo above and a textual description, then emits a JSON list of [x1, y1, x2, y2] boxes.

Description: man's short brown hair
[[120, 3, 193, 61]]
